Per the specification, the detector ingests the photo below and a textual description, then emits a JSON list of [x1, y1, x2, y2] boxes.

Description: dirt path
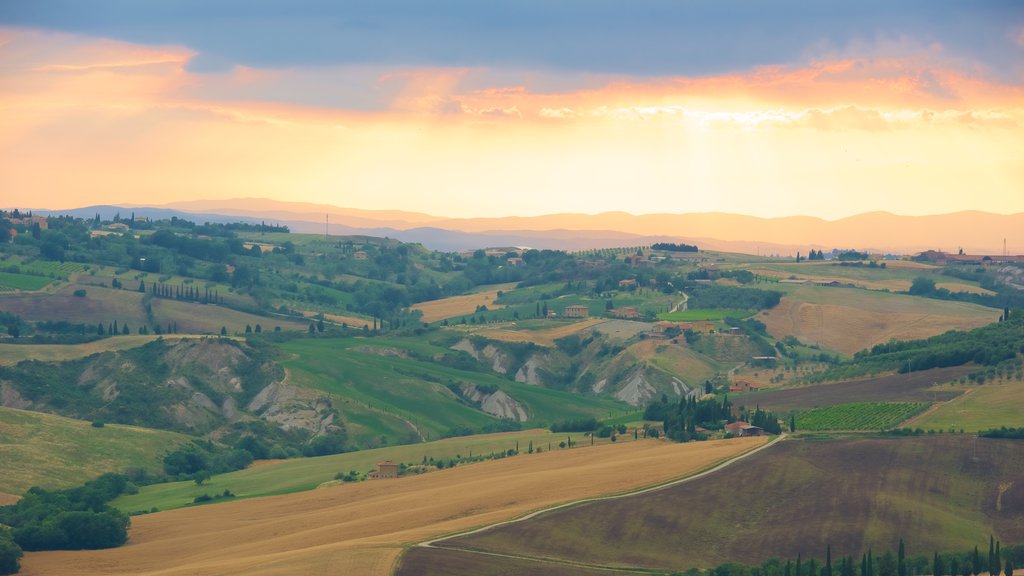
[[668, 292, 689, 314]]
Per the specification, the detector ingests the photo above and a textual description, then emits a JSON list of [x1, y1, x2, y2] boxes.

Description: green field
[[794, 402, 929, 431], [0, 271, 53, 291], [0, 407, 192, 494], [914, 380, 1024, 432], [657, 308, 755, 322], [113, 429, 575, 513]]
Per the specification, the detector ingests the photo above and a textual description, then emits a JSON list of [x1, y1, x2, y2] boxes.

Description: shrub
[[91, 420, 104, 428], [72, 289, 87, 297]]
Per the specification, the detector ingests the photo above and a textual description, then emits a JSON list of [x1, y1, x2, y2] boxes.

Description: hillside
[[0, 338, 343, 449], [17, 437, 766, 576], [0, 407, 191, 494], [433, 435, 1024, 571]]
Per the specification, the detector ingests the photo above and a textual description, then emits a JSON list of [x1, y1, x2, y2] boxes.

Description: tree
[[934, 552, 944, 576], [5, 325, 18, 339], [245, 324, 252, 334], [790, 414, 796, 433], [1006, 560, 1013, 576], [898, 538, 906, 576], [0, 531, 22, 575], [220, 326, 227, 336], [825, 544, 833, 576], [909, 277, 936, 295], [254, 324, 262, 333]]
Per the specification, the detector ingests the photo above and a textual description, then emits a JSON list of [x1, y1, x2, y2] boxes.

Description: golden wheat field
[[760, 296, 999, 355], [20, 437, 766, 576], [472, 317, 607, 346], [410, 284, 516, 322]]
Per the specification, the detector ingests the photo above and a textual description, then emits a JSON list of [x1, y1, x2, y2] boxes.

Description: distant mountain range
[[28, 198, 1024, 255]]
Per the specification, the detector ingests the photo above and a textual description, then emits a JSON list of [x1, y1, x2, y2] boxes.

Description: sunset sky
[[2, 1, 1023, 219]]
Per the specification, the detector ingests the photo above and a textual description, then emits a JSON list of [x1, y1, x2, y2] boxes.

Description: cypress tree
[[797, 553, 803, 576], [934, 552, 944, 576], [826, 544, 833, 576], [1006, 560, 1013, 576], [973, 545, 981, 576], [898, 539, 906, 576]]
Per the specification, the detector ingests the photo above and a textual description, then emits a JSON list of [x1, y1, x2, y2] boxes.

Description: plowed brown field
[[20, 437, 766, 576]]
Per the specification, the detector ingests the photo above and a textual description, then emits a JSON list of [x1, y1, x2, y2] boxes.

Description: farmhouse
[[353, 250, 368, 260], [728, 381, 761, 393], [368, 460, 399, 479], [608, 306, 640, 319], [618, 278, 638, 289], [507, 257, 524, 266], [564, 305, 589, 318], [724, 422, 765, 437]]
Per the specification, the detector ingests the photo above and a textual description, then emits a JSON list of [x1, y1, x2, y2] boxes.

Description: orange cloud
[[1, 26, 1022, 220]]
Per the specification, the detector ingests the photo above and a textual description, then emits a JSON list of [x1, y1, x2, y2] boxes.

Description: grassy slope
[[280, 337, 627, 445], [114, 429, 589, 513], [914, 378, 1024, 432], [0, 407, 192, 494], [445, 435, 1024, 569]]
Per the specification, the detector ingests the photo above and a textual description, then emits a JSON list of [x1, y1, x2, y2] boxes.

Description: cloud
[[2, 1, 1022, 79]]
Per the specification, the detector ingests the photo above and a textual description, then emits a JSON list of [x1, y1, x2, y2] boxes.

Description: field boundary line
[[414, 433, 785, 551]]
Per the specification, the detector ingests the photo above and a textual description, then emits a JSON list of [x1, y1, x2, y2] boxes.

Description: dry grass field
[[150, 298, 308, 334], [0, 334, 231, 365], [19, 437, 767, 576], [471, 318, 606, 346], [759, 289, 999, 355], [0, 285, 149, 327], [299, 310, 372, 328], [411, 283, 516, 322]]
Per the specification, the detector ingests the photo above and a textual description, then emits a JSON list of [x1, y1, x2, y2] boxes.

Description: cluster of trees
[[687, 284, 782, 311], [549, 417, 601, 432], [806, 249, 827, 261], [980, 427, 1024, 439], [910, 274, 1024, 309], [742, 406, 783, 434], [646, 394, 736, 442], [692, 539, 1021, 576], [652, 242, 699, 252], [0, 473, 132, 562]]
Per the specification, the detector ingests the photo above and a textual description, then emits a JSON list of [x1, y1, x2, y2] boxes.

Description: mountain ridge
[[22, 198, 1024, 255]]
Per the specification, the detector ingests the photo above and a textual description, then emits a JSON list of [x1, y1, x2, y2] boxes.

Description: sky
[[1, 1, 1023, 219]]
